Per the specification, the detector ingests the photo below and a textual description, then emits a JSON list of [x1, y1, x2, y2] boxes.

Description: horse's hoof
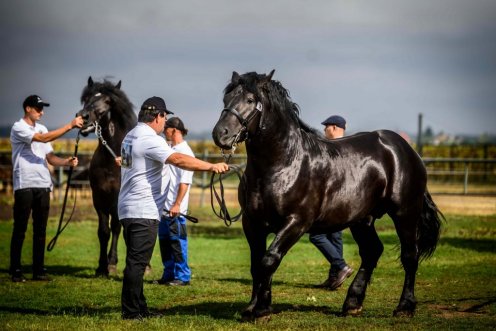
[[108, 264, 117, 275], [393, 309, 415, 318], [342, 306, 363, 317], [95, 268, 109, 278]]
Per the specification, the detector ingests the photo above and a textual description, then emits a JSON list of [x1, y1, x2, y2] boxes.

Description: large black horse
[[212, 70, 443, 319], [77, 77, 136, 276]]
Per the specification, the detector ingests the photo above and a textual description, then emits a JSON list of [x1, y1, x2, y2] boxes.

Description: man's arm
[[32, 116, 84, 143], [46, 153, 79, 167], [166, 152, 228, 173]]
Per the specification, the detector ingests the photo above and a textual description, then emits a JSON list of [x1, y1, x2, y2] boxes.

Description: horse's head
[[77, 77, 122, 136], [212, 70, 275, 150]]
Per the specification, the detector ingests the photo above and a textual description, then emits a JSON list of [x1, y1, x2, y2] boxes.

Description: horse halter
[[221, 101, 263, 154]]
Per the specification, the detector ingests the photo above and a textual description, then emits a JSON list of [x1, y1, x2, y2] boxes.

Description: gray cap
[[321, 115, 346, 129]]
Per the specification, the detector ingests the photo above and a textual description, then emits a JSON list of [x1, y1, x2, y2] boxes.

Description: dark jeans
[[120, 218, 159, 318], [10, 188, 50, 275], [309, 230, 346, 273]]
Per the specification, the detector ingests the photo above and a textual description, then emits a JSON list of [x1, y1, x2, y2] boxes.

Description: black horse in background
[[212, 70, 443, 319], [77, 77, 137, 276]]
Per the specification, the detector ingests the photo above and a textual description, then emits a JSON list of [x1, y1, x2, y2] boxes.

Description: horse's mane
[[80, 79, 136, 128], [226, 72, 338, 155]]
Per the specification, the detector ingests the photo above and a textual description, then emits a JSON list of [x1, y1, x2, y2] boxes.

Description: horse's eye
[[247, 99, 254, 104]]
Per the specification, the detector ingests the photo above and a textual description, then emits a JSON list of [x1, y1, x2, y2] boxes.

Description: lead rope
[[94, 121, 118, 158], [210, 148, 245, 227], [47, 131, 80, 251]]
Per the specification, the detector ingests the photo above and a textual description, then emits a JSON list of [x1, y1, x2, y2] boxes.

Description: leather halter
[[221, 102, 262, 151]]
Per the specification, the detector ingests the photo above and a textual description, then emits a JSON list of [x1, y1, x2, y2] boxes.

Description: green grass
[[0, 208, 495, 330]]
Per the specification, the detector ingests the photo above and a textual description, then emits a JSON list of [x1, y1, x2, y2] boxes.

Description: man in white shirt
[[156, 117, 194, 286], [10, 95, 83, 282], [118, 96, 228, 320]]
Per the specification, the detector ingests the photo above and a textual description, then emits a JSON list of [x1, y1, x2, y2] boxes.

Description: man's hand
[[115, 157, 122, 167], [211, 162, 229, 174], [67, 157, 78, 167], [71, 116, 84, 129]]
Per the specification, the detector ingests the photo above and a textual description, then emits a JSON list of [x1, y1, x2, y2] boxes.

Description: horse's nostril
[[223, 128, 229, 135]]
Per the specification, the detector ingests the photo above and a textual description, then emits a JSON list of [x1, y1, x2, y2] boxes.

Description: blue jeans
[[309, 230, 346, 273], [158, 215, 190, 282]]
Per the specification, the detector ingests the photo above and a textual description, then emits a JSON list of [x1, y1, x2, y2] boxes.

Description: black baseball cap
[[165, 117, 188, 135], [23, 95, 50, 109], [140, 96, 174, 115], [321, 115, 346, 130]]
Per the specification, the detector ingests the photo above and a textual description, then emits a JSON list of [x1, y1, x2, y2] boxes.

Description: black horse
[[212, 70, 443, 319], [77, 77, 137, 276]]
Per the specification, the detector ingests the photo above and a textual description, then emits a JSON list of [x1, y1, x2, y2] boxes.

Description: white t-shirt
[[164, 141, 194, 215], [10, 118, 54, 191], [118, 123, 176, 220]]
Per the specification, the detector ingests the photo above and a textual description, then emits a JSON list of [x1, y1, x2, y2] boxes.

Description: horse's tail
[[418, 191, 444, 261]]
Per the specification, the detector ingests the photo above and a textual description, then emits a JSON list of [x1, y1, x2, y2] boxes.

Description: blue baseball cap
[[321, 115, 346, 130]]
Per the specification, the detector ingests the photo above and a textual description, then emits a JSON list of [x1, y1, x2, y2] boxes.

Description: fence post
[[199, 149, 208, 207], [58, 166, 63, 202], [463, 162, 469, 194]]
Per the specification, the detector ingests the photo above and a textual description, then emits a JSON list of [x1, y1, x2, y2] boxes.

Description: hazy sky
[[1, 0, 495, 137]]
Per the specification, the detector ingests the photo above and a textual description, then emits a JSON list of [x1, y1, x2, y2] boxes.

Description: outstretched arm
[[32, 116, 84, 143], [166, 152, 228, 173]]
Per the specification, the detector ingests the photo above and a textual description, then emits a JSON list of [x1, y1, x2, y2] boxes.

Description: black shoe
[[328, 265, 353, 290], [153, 278, 173, 285], [142, 310, 163, 318], [32, 273, 52, 281], [122, 313, 144, 321], [11, 269, 26, 283], [166, 279, 190, 286]]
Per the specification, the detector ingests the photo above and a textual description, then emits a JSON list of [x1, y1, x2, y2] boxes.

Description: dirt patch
[[429, 300, 494, 318], [432, 195, 496, 216]]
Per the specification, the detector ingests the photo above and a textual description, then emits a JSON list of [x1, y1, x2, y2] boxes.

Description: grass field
[[0, 200, 495, 330]]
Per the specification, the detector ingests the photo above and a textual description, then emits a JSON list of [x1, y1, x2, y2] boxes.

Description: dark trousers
[[309, 230, 346, 273], [10, 188, 50, 275], [120, 218, 158, 317]]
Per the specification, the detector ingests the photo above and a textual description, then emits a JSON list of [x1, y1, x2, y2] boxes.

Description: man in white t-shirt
[[118, 96, 228, 320], [10, 94, 83, 282], [155, 117, 194, 286]]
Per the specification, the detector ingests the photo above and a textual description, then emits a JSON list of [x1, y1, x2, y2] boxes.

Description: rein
[[210, 105, 260, 226], [210, 154, 245, 227], [47, 131, 80, 251]]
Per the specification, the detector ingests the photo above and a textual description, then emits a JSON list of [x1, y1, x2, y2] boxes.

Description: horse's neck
[[247, 116, 301, 160]]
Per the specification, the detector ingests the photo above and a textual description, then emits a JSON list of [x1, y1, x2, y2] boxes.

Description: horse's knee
[[261, 251, 282, 273]]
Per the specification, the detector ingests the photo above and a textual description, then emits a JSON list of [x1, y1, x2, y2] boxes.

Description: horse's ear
[[266, 69, 275, 82], [232, 71, 240, 84], [88, 76, 94, 87], [115, 80, 122, 89]]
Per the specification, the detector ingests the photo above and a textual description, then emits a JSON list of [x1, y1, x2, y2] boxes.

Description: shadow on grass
[[190, 224, 244, 239], [439, 236, 495, 253], [0, 302, 341, 320]]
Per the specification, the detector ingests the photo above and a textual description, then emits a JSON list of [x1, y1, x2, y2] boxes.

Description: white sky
[[1, 0, 495, 136]]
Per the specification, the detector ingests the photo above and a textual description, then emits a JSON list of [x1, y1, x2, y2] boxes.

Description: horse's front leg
[[240, 214, 267, 319], [243, 215, 308, 320], [107, 208, 121, 274], [95, 210, 111, 277]]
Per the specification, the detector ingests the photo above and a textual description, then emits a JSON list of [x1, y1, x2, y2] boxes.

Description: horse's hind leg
[[390, 209, 421, 317], [342, 221, 383, 316], [107, 208, 121, 274]]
